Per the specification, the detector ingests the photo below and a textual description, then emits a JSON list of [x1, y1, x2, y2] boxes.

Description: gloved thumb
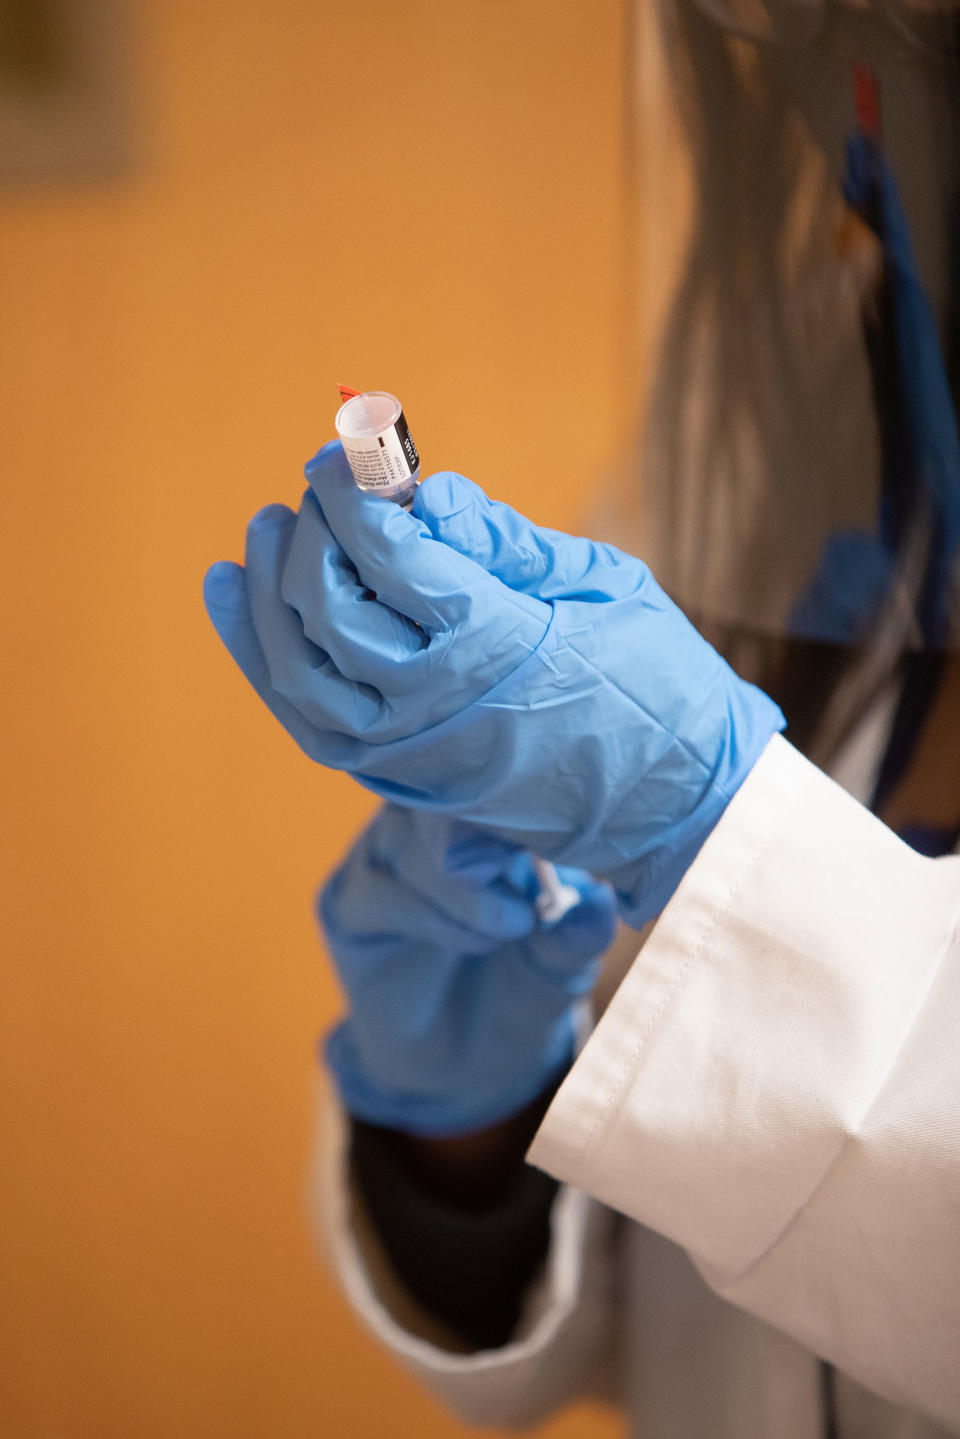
[[522, 874, 617, 992], [305, 442, 549, 634], [413, 471, 644, 603]]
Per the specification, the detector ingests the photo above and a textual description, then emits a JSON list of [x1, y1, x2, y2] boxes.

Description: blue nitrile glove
[[319, 804, 617, 1136], [204, 447, 784, 924]]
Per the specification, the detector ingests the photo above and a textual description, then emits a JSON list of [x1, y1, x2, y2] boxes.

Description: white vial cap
[[335, 391, 402, 441]]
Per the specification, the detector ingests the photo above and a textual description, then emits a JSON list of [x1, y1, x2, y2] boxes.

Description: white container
[[334, 390, 420, 508]]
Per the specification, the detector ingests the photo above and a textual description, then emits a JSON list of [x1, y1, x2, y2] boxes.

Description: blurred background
[[7, 0, 960, 1432], [1, 1, 665, 1434]]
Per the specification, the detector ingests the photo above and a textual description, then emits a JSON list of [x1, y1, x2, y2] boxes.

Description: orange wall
[[1, 3, 628, 1434]]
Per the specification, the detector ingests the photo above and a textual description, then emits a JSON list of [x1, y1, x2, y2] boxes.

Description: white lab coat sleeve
[[311, 1093, 620, 1431], [529, 733, 960, 1433]]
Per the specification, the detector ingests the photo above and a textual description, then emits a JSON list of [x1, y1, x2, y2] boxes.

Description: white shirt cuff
[[528, 734, 960, 1279]]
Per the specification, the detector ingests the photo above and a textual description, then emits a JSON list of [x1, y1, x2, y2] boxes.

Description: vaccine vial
[[332, 382, 578, 925], [335, 389, 420, 508]]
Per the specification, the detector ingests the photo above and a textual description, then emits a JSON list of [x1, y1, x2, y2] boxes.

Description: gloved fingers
[[383, 809, 535, 941], [203, 560, 349, 759], [387, 806, 523, 884], [281, 488, 430, 692], [211, 478, 549, 754], [366, 806, 534, 939], [243, 504, 390, 738], [319, 831, 534, 964], [521, 874, 617, 987], [412, 470, 643, 602], [305, 442, 549, 636]]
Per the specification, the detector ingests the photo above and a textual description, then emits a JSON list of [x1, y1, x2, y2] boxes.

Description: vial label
[[394, 411, 420, 475], [341, 413, 420, 493]]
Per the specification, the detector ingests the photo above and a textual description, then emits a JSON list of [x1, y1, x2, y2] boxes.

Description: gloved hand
[[204, 448, 784, 924], [318, 803, 617, 1136]]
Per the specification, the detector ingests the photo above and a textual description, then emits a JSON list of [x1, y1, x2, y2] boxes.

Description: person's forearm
[[394, 1083, 560, 1206], [350, 1085, 563, 1350]]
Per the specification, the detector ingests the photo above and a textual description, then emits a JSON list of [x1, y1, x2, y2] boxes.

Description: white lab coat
[[316, 736, 960, 1437]]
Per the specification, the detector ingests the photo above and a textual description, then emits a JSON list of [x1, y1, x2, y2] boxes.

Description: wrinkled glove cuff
[[324, 1013, 579, 1139], [610, 711, 785, 928]]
